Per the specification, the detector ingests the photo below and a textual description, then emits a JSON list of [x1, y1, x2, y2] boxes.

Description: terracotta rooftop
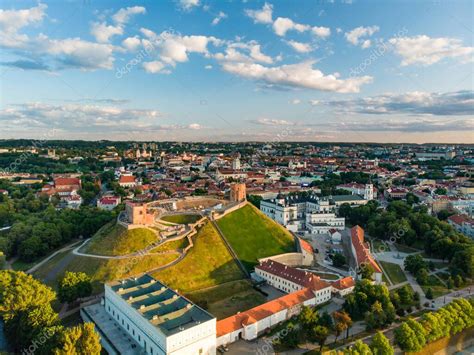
[[350, 226, 382, 273], [298, 238, 314, 254], [331, 276, 355, 290], [255, 259, 330, 291], [216, 288, 314, 337], [119, 175, 136, 183], [448, 214, 474, 226], [54, 177, 81, 186]]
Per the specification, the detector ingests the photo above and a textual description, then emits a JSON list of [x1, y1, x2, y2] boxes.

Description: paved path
[[27, 240, 82, 274]]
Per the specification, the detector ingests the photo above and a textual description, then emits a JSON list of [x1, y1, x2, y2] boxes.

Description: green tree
[[425, 288, 434, 300], [394, 322, 424, 352], [311, 325, 329, 351], [370, 332, 393, 355], [58, 271, 92, 303], [53, 323, 101, 355], [416, 268, 429, 285], [345, 340, 373, 354], [333, 311, 352, 342], [298, 306, 319, 339], [332, 253, 346, 267]]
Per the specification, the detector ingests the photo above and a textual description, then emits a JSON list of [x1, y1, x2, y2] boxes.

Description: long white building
[[82, 274, 216, 355]]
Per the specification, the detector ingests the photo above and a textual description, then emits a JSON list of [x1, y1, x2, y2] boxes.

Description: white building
[[448, 214, 474, 238], [306, 212, 345, 235], [350, 226, 382, 284], [83, 275, 216, 355], [97, 196, 121, 210], [336, 183, 376, 201]]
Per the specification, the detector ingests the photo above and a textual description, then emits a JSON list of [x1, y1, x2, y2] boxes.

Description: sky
[[0, 0, 473, 143]]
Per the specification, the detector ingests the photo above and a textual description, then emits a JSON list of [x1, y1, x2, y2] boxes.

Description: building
[[82, 275, 216, 355], [215, 170, 247, 182], [231, 157, 241, 171], [255, 259, 332, 299], [97, 196, 121, 210], [53, 177, 82, 197], [448, 214, 474, 238], [384, 187, 408, 200], [336, 183, 376, 200], [305, 212, 345, 235], [350, 226, 382, 283], [415, 151, 455, 161], [329, 229, 342, 244], [119, 175, 137, 188], [216, 288, 315, 346], [331, 276, 356, 296], [125, 202, 155, 225], [229, 183, 246, 202]]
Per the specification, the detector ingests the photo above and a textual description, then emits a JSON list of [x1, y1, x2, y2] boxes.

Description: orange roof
[[54, 177, 81, 186], [332, 276, 355, 290], [350, 226, 382, 273], [119, 175, 136, 183], [216, 288, 314, 337], [299, 238, 314, 254]]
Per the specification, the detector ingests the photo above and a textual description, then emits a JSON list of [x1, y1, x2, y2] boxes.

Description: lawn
[[186, 280, 266, 319], [151, 238, 189, 252], [33, 251, 179, 294], [151, 221, 244, 292], [160, 214, 201, 224], [394, 243, 420, 254], [84, 222, 158, 256], [312, 272, 340, 280], [379, 261, 407, 284], [217, 204, 295, 271], [420, 275, 450, 298]]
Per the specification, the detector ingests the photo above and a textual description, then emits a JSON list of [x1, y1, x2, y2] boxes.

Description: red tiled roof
[[448, 214, 474, 226], [99, 197, 120, 205], [216, 287, 314, 337], [255, 259, 330, 291], [54, 177, 81, 186], [350, 226, 382, 273], [332, 276, 355, 290], [119, 175, 136, 183], [298, 238, 314, 254]]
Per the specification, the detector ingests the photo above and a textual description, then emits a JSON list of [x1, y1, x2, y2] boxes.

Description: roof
[[448, 214, 474, 226], [99, 197, 120, 205], [255, 259, 330, 291], [350, 226, 382, 273], [119, 175, 136, 183], [107, 275, 214, 336], [54, 177, 81, 186], [330, 194, 364, 202], [332, 276, 355, 290], [216, 287, 314, 337], [298, 238, 314, 254]]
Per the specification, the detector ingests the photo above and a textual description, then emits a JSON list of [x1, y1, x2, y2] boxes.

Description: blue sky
[[0, 0, 473, 142]]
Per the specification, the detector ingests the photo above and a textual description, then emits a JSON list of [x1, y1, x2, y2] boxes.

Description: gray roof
[[108, 274, 214, 336]]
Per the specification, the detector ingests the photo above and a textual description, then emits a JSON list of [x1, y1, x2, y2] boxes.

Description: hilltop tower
[[364, 184, 374, 200]]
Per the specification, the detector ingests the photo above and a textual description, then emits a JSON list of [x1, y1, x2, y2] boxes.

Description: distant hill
[[216, 203, 295, 271]]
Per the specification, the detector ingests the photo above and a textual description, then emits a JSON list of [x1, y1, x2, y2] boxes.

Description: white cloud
[[112, 6, 146, 24], [91, 22, 123, 43], [214, 40, 274, 65], [188, 123, 202, 130], [312, 26, 331, 39], [345, 26, 379, 47], [286, 40, 313, 53], [389, 35, 474, 66], [211, 11, 227, 26], [291, 99, 301, 105], [245, 2, 273, 24], [178, 0, 200, 11], [324, 90, 474, 116], [310, 100, 320, 105], [220, 60, 372, 93], [249, 117, 292, 126], [205, 65, 213, 69], [143, 61, 166, 74], [122, 36, 142, 51], [273, 17, 309, 36]]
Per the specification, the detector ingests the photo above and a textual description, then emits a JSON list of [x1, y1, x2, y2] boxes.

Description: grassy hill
[[151, 221, 244, 292], [217, 203, 295, 270], [84, 222, 158, 256]]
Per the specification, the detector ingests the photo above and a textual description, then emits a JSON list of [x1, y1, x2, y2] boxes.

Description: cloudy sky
[[0, 0, 473, 143]]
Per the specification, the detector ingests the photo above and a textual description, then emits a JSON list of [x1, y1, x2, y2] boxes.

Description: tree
[[454, 274, 464, 288], [298, 306, 319, 339], [359, 263, 375, 280], [416, 268, 429, 285], [333, 311, 352, 342], [276, 322, 299, 349], [404, 254, 428, 275], [53, 323, 101, 355], [318, 311, 334, 330], [446, 277, 454, 289], [58, 272, 92, 303], [332, 253, 346, 267], [346, 340, 373, 354], [365, 301, 387, 330], [425, 288, 434, 300], [370, 332, 393, 355], [394, 322, 425, 352], [311, 325, 329, 351]]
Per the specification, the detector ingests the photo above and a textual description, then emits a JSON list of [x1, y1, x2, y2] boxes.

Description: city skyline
[[0, 0, 473, 143]]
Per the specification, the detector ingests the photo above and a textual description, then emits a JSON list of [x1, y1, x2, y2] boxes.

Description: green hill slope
[[84, 222, 158, 256], [216, 203, 295, 270]]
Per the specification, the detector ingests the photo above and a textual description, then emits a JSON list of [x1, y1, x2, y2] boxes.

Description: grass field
[[313, 272, 340, 280], [394, 243, 420, 253], [151, 238, 189, 252], [420, 275, 449, 298], [84, 222, 158, 256], [379, 261, 407, 284], [160, 214, 201, 224], [34, 252, 179, 294], [151, 221, 244, 292], [217, 204, 295, 270], [186, 280, 266, 319]]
